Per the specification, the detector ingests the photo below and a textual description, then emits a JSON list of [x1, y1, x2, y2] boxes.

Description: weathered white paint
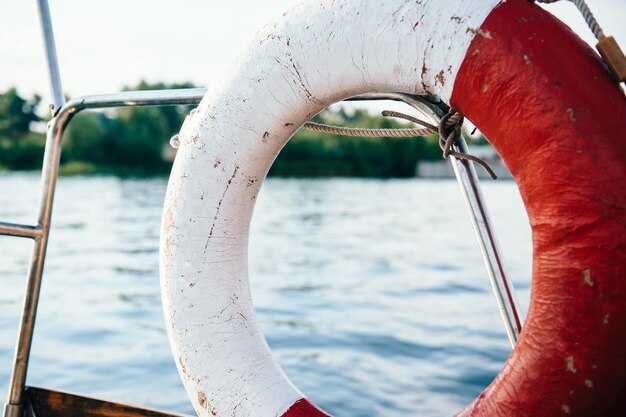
[[160, 0, 500, 416]]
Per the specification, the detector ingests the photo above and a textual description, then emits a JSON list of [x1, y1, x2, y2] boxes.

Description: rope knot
[[383, 108, 497, 180], [438, 110, 464, 159], [303, 106, 498, 180], [437, 109, 497, 180]]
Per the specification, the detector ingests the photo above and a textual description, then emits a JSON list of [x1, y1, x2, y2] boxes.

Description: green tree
[[62, 80, 196, 172], [0, 88, 41, 141], [0, 82, 453, 176], [0, 88, 45, 170], [62, 112, 120, 165]]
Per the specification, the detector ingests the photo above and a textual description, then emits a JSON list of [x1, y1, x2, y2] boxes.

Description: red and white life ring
[[160, 0, 626, 416]]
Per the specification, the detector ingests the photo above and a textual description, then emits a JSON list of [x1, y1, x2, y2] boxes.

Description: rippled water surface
[[0, 173, 532, 416]]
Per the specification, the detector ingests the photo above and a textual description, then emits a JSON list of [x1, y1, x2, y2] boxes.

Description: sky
[[1, 0, 624, 108]]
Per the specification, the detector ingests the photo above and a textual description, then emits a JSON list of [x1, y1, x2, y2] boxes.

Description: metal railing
[[1, 88, 206, 417]]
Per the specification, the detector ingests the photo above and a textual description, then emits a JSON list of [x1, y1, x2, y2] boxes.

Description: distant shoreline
[[1, 161, 515, 180]]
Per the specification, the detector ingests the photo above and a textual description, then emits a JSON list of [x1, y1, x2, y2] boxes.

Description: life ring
[[160, 0, 626, 416]]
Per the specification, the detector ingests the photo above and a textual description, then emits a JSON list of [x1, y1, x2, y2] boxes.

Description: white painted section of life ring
[[160, 0, 500, 416]]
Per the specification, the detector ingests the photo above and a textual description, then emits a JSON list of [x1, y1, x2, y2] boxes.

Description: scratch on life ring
[[160, 0, 626, 416]]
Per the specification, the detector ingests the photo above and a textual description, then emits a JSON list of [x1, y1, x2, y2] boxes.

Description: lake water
[[0, 173, 532, 416]]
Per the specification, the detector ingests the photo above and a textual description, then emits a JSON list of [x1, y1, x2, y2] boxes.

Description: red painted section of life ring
[[451, 0, 626, 416], [282, 399, 332, 417]]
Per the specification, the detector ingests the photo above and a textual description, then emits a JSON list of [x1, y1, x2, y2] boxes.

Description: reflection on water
[[0, 173, 531, 416]]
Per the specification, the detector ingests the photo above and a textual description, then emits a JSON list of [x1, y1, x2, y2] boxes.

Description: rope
[[380, 110, 438, 131], [438, 110, 497, 179], [384, 109, 497, 179], [302, 121, 433, 137], [536, 0, 605, 41], [306, 109, 497, 180]]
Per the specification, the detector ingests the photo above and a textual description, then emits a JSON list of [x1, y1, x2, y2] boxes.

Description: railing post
[[36, 0, 65, 115]]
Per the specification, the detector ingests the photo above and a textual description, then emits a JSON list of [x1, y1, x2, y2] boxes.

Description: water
[[0, 173, 532, 416]]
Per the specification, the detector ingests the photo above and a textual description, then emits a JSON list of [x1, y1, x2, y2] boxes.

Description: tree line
[[0, 81, 481, 177]]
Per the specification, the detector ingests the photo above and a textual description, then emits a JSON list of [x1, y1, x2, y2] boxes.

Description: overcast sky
[[1, 0, 624, 107]]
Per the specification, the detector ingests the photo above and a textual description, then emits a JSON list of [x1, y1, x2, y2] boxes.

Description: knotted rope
[[382, 109, 497, 179], [304, 109, 497, 179]]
